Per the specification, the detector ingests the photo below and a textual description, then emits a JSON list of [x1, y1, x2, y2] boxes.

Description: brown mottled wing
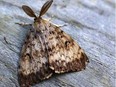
[[18, 29, 52, 87], [42, 20, 89, 73]]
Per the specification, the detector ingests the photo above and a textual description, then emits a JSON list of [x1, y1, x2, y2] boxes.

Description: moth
[[18, 0, 89, 87]]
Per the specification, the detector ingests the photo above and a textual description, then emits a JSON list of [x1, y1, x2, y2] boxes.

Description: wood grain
[[0, 0, 115, 87]]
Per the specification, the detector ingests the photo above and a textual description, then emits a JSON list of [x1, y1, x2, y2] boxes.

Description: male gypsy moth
[[18, 0, 89, 87]]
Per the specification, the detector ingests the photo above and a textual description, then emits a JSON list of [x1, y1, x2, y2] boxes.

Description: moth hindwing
[[18, 0, 89, 87]]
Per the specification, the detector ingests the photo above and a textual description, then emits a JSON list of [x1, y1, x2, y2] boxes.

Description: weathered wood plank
[[0, 0, 115, 87]]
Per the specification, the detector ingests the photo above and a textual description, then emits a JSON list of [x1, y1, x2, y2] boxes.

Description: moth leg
[[15, 22, 32, 26], [57, 23, 67, 28]]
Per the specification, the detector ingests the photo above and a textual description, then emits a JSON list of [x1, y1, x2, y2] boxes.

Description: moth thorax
[[34, 20, 45, 33]]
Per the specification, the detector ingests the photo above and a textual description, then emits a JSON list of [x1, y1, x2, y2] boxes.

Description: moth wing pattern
[[18, 29, 53, 87], [18, 0, 89, 86], [41, 20, 89, 73]]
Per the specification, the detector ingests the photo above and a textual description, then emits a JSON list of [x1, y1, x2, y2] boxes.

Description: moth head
[[22, 0, 53, 23]]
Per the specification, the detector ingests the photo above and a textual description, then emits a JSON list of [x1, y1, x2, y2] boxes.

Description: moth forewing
[[46, 23, 89, 73], [18, 0, 89, 87]]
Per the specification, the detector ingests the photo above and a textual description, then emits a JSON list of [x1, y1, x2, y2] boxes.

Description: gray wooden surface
[[0, 0, 115, 87]]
